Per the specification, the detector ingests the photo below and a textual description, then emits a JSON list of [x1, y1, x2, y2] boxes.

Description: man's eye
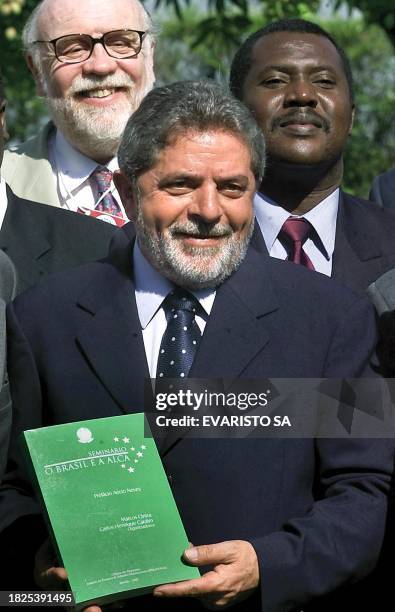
[[261, 78, 285, 88], [171, 181, 189, 188], [62, 44, 86, 54], [221, 185, 244, 196], [315, 78, 335, 87], [165, 182, 190, 193]]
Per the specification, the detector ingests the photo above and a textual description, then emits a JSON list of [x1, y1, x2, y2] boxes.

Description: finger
[[38, 566, 68, 589], [202, 596, 233, 610], [34, 538, 68, 589], [183, 541, 237, 566], [154, 571, 220, 598]]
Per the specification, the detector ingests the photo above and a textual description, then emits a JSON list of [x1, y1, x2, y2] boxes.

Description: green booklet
[[22, 413, 199, 609]]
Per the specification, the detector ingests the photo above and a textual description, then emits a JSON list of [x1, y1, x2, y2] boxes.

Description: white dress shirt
[[254, 189, 339, 276], [133, 242, 216, 378], [48, 129, 127, 220], [0, 178, 8, 230]]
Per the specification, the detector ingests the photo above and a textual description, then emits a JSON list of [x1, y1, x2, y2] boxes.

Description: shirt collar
[[53, 128, 118, 194], [0, 178, 8, 230], [133, 241, 216, 329], [254, 188, 339, 260]]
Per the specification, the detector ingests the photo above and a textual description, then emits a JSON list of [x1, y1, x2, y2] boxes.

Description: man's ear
[[113, 171, 137, 221], [0, 102, 9, 141], [26, 54, 46, 97], [143, 38, 156, 91]]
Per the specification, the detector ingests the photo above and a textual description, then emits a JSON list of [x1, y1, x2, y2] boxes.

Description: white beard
[[45, 73, 153, 161], [136, 214, 255, 290]]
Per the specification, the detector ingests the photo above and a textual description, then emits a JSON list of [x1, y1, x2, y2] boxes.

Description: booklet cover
[[22, 413, 199, 609]]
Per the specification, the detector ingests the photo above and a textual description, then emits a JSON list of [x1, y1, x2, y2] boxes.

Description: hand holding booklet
[[22, 412, 199, 609]]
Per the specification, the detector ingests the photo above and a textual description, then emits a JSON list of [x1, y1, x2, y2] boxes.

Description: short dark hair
[[119, 79, 265, 191], [229, 18, 354, 103]]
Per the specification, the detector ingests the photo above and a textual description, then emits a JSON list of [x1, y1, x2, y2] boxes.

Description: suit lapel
[[75, 243, 150, 414], [250, 222, 269, 254], [160, 247, 279, 455], [191, 252, 277, 378], [332, 191, 383, 291], [0, 188, 51, 292]]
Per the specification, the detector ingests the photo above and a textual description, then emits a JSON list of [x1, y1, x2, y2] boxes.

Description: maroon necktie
[[90, 166, 122, 216], [279, 217, 315, 270]]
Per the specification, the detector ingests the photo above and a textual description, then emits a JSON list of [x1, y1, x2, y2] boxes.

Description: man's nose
[[283, 78, 318, 108], [81, 42, 118, 76], [188, 185, 223, 224]]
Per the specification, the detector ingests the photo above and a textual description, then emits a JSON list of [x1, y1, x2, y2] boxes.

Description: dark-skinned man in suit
[[230, 19, 395, 609], [230, 18, 395, 295]]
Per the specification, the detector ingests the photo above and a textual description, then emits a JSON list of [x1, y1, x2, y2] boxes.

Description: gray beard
[[135, 213, 255, 290], [46, 96, 134, 161]]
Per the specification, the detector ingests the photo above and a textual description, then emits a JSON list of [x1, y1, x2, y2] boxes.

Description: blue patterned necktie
[[90, 166, 122, 216], [156, 288, 203, 379]]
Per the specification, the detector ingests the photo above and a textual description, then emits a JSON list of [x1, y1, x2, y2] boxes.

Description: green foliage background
[[1, 0, 394, 196]]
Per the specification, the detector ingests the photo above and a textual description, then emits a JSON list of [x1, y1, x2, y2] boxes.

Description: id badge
[[77, 207, 127, 227]]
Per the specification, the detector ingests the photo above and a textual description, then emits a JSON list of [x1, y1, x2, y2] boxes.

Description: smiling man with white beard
[[1, 0, 155, 226]]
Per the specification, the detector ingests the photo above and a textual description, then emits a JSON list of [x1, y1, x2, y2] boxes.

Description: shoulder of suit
[[341, 190, 395, 225], [371, 168, 395, 207], [248, 245, 365, 311], [10, 242, 134, 332], [1, 123, 57, 205], [3, 122, 54, 161], [6, 186, 118, 238], [375, 167, 395, 186]]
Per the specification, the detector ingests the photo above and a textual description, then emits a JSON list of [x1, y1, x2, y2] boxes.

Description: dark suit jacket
[[369, 168, 395, 209], [0, 250, 16, 482], [0, 187, 118, 294], [254, 191, 395, 295], [2, 227, 392, 612]]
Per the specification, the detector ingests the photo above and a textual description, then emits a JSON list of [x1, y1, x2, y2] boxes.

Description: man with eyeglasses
[[0, 65, 119, 295], [1, 0, 155, 226]]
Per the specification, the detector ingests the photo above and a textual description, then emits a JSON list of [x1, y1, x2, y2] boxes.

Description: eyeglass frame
[[32, 29, 147, 64]]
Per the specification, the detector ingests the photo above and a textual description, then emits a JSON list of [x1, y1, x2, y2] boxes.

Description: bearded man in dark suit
[[1, 80, 393, 612]]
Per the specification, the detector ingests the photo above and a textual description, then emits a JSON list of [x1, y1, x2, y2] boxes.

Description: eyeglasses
[[33, 29, 146, 64]]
